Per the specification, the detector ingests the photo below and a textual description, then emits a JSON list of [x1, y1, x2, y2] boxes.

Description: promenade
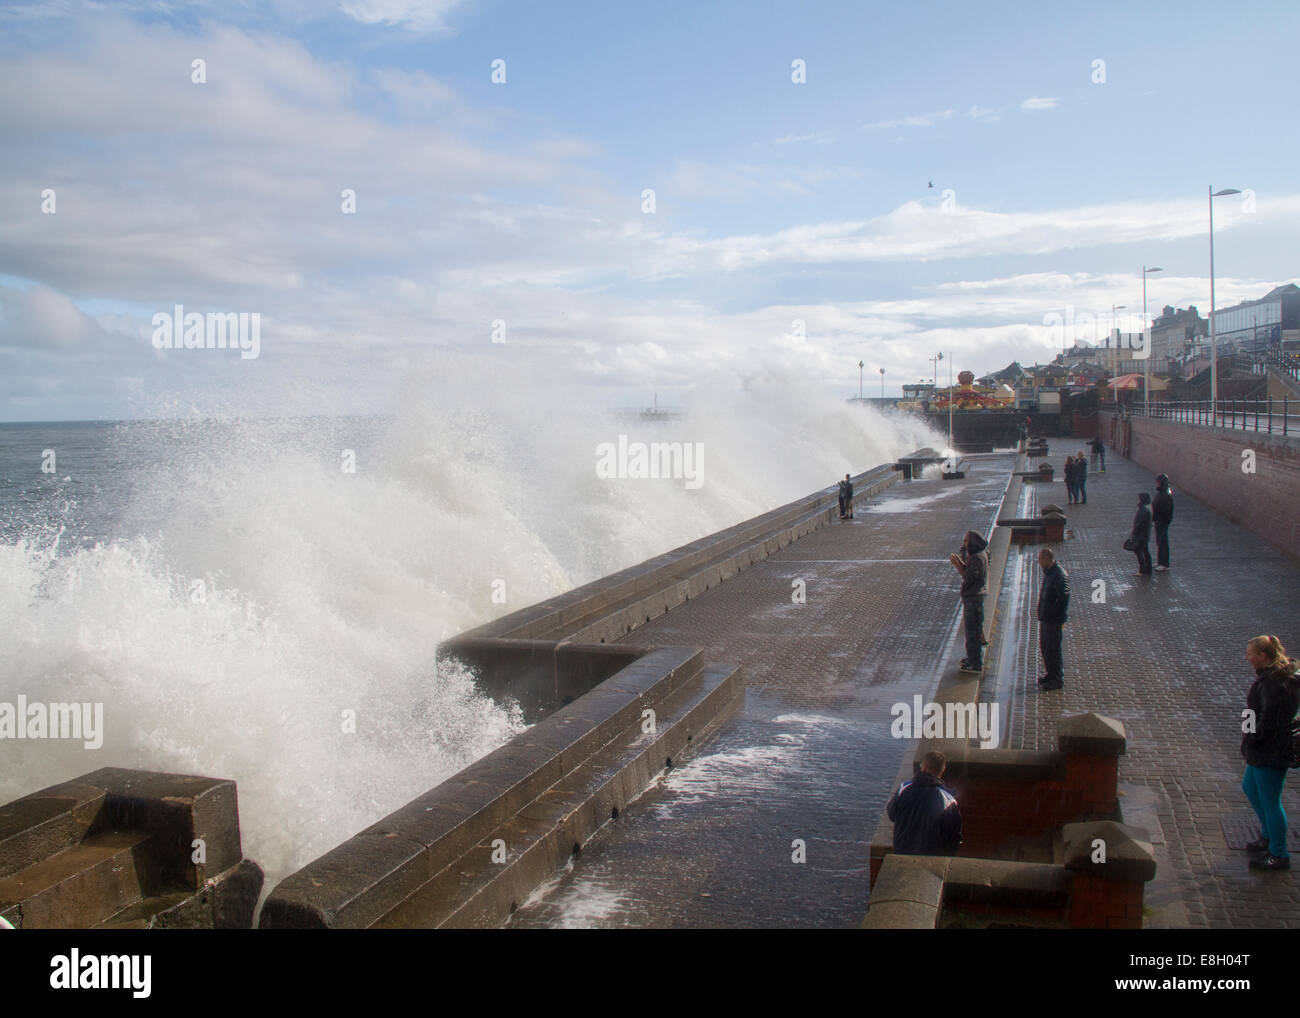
[[1005, 442, 1300, 928], [510, 455, 1015, 928]]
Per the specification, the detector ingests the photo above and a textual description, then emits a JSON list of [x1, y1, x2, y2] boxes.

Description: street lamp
[[1142, 267, 1162, 414], [858, 360, 864, 399], [1209, 185, 1241, 418], [879, 366, 885, 402], [947, 353, 954, 453]]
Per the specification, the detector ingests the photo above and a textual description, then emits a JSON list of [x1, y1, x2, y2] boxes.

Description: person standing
[[887, 750, 963, 857], [1063, 454, 1078, 505], [837, 477, 848, 519], [843, 474, 854, 519], [1089, 435, 1106, 472], [1240, 635, 1300, 871], [1130, 492, 1153, 575], [949, 530, 988, 673], [1074, 452, 1088, 505], [1036, 548, 1070, 691], [1152, 474, 1174, 570]]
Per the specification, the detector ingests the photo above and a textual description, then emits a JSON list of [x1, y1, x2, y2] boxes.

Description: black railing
[[1127, 399, 1297, 435]]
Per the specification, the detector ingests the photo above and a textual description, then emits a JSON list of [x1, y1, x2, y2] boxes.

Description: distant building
[[1210, 284, 1300, 354], [1095, 332, 1147, 376], [1150, 305, 1207, 374]]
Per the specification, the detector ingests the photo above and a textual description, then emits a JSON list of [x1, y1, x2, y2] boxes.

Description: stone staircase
[[0, 768, 262, 929]]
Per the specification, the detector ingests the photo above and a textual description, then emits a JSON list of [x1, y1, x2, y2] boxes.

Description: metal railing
[[1126, 399, 1297, 434]]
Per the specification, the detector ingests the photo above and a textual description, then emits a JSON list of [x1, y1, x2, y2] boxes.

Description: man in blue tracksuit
[[887, 750, 963, 856]]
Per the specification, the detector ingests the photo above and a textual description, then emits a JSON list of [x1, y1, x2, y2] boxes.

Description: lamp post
[[948, 354, 953, 453], [1110, 305, 1126, 384], [930, 351, 943, 387], [1142, 267, 1162, 414], [879, 366, 885, 402], [1209, 185, 1241, 420], [858, 360, 864, 399]]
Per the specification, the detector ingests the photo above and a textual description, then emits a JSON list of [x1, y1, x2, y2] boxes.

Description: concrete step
[[0, 779, 107, 881], [0, 829, 153, 929], [94, 889, 198, 929], [373, 661, 744, 927]]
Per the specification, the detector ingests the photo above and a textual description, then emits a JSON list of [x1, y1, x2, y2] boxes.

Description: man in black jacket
[[1152, 474, 1173, 570], [1036, 548, 1070, 691], [887, 750, 963, 857], [950, 530, 988, 673]]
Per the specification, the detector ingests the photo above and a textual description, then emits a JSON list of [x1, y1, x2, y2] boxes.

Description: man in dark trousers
[[949, 530, 988, 673], [1036, 548, 1070, 691], [842, 473, 854, 519], [887, 750, 963, 857], [1152, 474, 1174, 570], [1063, 453, 1078, 504], [1089, 435, 1106, 472]]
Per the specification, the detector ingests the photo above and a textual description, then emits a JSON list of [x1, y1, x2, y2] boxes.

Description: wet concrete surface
[[509, 454, 1014, 928]]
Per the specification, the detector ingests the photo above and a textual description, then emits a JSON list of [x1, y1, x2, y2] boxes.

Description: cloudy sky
[[2, 0, 1298, 421]]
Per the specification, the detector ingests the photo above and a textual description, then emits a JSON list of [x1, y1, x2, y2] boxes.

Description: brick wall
[[946, 753, 1119, 857], [1102, 412, 1300, 560], [1069, 873, 1145, 929]]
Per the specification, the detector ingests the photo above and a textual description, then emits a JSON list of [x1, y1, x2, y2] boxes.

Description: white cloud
[[773, 130, 836, 145], [337, 0, 466, 32], [862, 108, 954, 130], [1020, 96, 1060, 111]]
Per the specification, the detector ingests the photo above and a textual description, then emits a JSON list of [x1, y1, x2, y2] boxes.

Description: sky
[[1, 0, 1298, 421]]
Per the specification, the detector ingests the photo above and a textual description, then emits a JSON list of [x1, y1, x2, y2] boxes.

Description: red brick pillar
[[1063, 820, 1156, 929]]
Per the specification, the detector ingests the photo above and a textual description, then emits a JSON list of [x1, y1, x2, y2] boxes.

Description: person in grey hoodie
[[949, 530, 989, 673]]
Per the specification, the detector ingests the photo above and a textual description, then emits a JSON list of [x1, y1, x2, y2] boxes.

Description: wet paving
[[1005, 446, 1300, 928], [509, 454, 1015, 928]]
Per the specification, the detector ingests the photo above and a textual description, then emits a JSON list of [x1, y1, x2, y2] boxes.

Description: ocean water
[[0, 368, 943, 891]]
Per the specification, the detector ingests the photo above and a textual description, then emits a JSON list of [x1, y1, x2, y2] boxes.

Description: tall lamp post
[[879, 366, 885, 402], [1209, 185, 1241, 420], [947, 354, 954, 453], [1142, 267, 1162, 415], [858, 360, 864, 399]]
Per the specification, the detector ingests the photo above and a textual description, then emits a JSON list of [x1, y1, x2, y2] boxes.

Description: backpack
[[1285, 672, 1300, 768]]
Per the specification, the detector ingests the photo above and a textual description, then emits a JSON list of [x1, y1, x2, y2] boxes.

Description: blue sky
[[1, 0, 1297, 419]]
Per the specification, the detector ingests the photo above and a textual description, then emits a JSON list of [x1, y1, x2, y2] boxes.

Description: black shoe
[[1249, 853, 1291, 871], [1243, 836, 1270, 853], [1038, 679, 1063, 691], [960, 661, 983, 673]]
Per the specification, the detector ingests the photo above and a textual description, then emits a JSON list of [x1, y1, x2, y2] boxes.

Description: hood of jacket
[[964, 531, 988, 554]]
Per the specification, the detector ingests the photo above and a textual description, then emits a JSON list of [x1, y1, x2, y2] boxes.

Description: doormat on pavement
[[1221, 813, 1300, 852]]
